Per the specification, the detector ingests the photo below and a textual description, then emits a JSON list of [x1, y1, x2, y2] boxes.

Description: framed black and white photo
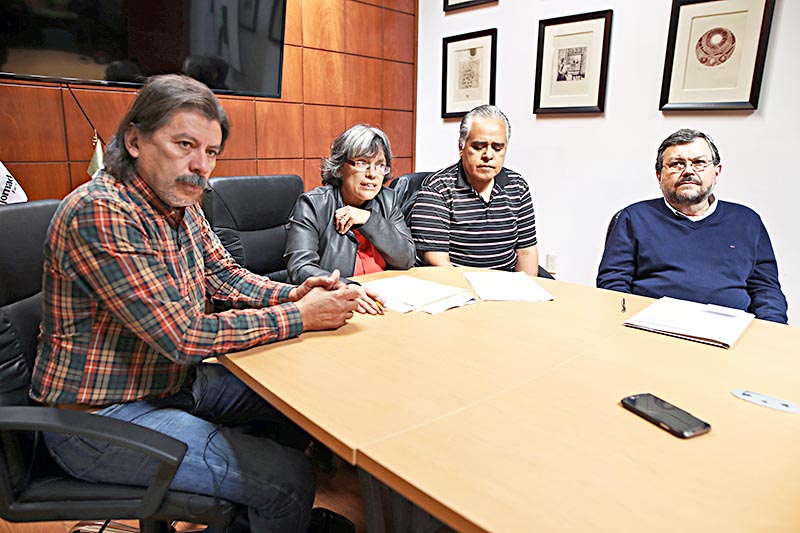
[[239, 0, 259, 31], [444, 0, 497, 12], [441, 29, 497, 118], [533, 10, 613, 114], [660, 0, 775, 110]]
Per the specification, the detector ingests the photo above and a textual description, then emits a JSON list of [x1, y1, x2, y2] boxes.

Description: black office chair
[[606, 209, 623, 242], [0, 200, 239, 533], [537, 265, 555, 280], [202, 174, 305, 282], [388, 171, 430, 226]]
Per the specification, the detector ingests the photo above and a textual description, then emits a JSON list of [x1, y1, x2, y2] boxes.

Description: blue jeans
[[44, 363, 315, 532]]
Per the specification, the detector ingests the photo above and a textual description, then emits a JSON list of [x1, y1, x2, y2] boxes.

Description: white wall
[[415, 0, 800, 324]]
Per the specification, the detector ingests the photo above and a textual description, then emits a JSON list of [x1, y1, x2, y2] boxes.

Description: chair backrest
[[606, 209, 623, 242], [0, 200, 60, 407], [202, 175, 304, 282], [537, 265, 555, 280], [389, 172, 430, 226]]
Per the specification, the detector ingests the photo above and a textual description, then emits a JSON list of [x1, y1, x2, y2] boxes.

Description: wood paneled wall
[[0, 0, 416, 199]]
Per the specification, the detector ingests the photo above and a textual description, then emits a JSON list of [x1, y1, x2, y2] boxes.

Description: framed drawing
[[239, 0, 259, 31], [660, 0, 776, 110], [533, 10, 613, 114], [444, 0, 497, 12], [441, 29, 497, 118]]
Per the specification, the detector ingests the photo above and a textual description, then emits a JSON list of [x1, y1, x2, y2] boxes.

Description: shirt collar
[[126, 172, 186, 226], [663, 194, 717, 222]]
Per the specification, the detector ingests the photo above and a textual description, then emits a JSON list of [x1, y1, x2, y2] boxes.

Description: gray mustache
[[176, 173, 208, 189], [678, 177, 701, 185]]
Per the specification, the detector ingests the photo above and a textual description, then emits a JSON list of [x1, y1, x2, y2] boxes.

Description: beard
[[661, 175, 714, 207]]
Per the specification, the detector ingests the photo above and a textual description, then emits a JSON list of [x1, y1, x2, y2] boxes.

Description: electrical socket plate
[[732, 389, 800, 413]]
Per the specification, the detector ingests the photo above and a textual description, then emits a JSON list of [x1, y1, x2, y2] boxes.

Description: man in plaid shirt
[[30, 74, 364, 532]]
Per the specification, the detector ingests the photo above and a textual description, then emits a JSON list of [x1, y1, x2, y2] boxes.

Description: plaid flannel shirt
[[30, 171, 303, 405]]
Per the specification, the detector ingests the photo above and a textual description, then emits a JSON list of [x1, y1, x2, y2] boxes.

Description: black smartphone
[[621, 393, 711, 438]]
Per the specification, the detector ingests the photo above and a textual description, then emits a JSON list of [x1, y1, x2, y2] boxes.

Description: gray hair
[[458, 105, 511, 147], [321, 124, 393, 186], [655, 129, 721, 172], [104, 74, 230, 180]]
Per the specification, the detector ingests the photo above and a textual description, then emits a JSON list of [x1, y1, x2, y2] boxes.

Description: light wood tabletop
[[221, 267, 630, 462], [220, 267, 800, 531]]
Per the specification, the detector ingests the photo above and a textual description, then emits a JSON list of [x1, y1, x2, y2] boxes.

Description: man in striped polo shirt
[[410, 105, 539, 274]]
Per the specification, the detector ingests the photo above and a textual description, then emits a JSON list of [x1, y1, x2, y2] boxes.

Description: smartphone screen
[[621, 393, 711, 438]]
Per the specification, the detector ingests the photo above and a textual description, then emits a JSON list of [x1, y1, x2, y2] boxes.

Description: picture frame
[[659, 0, 776, 110], [239, 0, 259, 31], [532, 10, 613, 114], [441, 28, 497, 118], [444, 0, 497, 12]]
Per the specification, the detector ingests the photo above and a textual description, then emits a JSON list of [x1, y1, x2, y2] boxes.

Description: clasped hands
[[290, 269, 386, 330]]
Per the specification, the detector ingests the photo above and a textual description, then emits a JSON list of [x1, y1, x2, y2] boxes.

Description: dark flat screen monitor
[[0, 0, 286, 98]]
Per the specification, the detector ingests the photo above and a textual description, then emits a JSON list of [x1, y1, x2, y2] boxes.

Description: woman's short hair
[[104, 74, 229, 180], [321, 124, 393, 186]]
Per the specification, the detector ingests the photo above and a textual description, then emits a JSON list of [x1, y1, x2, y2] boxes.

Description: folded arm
[[356, 196, 415, 270], [410, 186, 452, 265], [514, 245, 539, 276], [596, 210, 635, 293], [746, 221, 788, 323], [284, 195, 336, 283]]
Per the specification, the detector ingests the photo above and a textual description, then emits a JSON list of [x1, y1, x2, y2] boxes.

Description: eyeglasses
[[663, 159, 713, 173], [348, 160, 390, 176]]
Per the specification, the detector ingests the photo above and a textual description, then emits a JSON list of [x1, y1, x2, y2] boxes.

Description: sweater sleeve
[[596, 209, 635, 293], [746, 220, 788, 323]]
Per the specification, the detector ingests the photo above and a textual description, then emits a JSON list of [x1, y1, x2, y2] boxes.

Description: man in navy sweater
[[597, 129, 787, 323]]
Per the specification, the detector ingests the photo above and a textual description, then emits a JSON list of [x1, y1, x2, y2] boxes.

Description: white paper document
[[624, 297, 755, 349], [462, 271, 555, 302], [417, 292, 477, 314], [360, 275, 473, 313]]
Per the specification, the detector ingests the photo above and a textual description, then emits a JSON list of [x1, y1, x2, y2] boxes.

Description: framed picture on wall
[[532, 10, 613, 114], [441, 28, 497, 118], [444, 0, 497, 12], [659, 0, 776, 110], [239, 0, 259, 31]]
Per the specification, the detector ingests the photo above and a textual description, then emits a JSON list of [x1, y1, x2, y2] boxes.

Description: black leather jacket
[[284, 185, 415, 283]]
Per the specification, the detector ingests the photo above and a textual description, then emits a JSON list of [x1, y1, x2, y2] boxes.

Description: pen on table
[[375, 300, 385, 312], [621, 297, 626, 313]]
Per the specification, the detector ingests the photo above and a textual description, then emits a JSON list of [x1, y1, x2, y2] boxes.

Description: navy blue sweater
[[597, 199, 787, 323]]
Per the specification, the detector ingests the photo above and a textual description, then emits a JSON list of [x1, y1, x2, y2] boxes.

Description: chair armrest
[[0, 406, 186, 517]]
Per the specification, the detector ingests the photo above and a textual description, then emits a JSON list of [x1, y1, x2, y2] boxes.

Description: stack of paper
[[360, 275, 475, 314], [463, 271, 555, 302], [623, 297, 755, 349]]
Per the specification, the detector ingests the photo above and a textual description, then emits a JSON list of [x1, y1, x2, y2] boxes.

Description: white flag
[[0, 161, 28, 205], [87, 138, 104, 178]]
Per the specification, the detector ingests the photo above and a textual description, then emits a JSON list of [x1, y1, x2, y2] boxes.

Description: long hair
[[104, 74, 230, 180]]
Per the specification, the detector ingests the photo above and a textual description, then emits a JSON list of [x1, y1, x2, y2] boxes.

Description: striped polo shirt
[[410, 161, 537, 271]]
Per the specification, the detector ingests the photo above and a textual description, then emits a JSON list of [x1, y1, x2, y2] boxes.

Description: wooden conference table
[[220, 267, 800, 532]]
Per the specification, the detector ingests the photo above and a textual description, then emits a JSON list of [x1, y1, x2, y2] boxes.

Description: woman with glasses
[[284, 124, 415, 313]]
